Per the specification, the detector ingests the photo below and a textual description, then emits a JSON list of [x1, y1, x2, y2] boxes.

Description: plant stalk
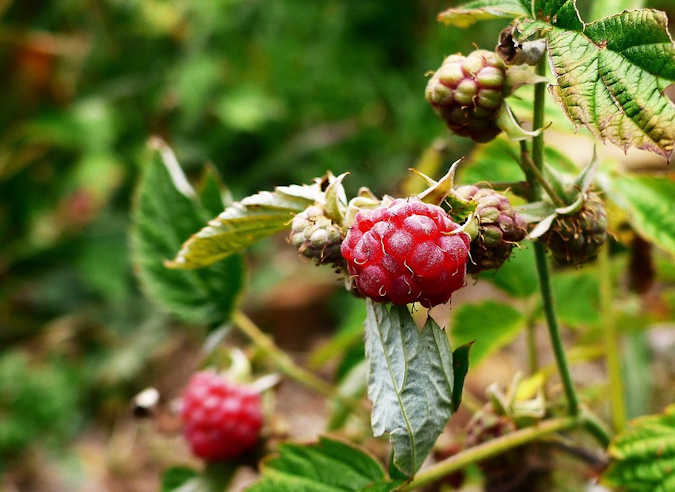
[[599, 244, 626, 432], [399, 416, 579, 491], [528, 58, 580, 417], [232, 310, 369, 419], [518, 141, 566, 207]]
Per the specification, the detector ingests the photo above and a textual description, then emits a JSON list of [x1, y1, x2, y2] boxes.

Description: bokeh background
[[2, 1, 675, 491]]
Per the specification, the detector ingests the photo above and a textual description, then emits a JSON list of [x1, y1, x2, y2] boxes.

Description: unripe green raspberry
[[456, 185, 527, 273], [426, 50, 506, 143], [290, 205, 345, 265], [541, 193, 607, 266]]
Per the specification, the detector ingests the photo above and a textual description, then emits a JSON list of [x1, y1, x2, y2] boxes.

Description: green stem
[[529, 57, 580, 417], [518, 141, 566, 208], [399, 416, 579, 491], [581, 408, 612, 448], [534, 243, 579, 415], [232, 310, 369, 419], [599, 244, 626, 432], [526, 310, 539, 376]]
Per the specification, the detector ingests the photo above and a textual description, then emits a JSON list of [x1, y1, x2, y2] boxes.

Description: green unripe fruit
[[290, 205, 345, 266], [455, 185, 527, 273], [426, 50, 507, 142]]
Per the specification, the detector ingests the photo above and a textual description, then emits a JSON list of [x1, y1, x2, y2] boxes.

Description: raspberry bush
[[130, 1, 675, 491]]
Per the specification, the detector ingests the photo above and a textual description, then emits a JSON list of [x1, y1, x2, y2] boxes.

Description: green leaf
[[589, 0, 645, 23], [437, 0, 531, 28], [550, 267, 601, 328], [197, 164, 231, 218], [601, 174, 675, 256], [246, 436, 401, 492], [451, 342, 473, 412], [604, 404, 675, 492], [450, 300, 526, 365], [161, 467, 199, 492], [536, 8, 675, 158], [131, 146, 244, 326], [364, 301, 454, 477], [168, 183, 321, 269], [458, 137, 524, 185], [482, 242, 539, 298]]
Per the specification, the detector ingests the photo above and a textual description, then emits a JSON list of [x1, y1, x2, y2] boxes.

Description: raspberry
[[290, 205, 345, 266], [340, 197, 470, 308], [455, 185, 527, 273], [541, 192, 607, 266], [180, 371, 263, 461], [425, 50, 506, 143]]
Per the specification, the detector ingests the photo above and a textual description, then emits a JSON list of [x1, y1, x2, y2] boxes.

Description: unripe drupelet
[[290, 205, 345, 266], [180, 371, 263, 462], [456, 185, 527, 273], [541, 193, 608, 266], [426, 50, 507, 143], [340, 197, 470, 308]]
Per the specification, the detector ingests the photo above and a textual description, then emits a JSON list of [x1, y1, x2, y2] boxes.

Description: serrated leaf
[[451, 300, 526, 365], [246, 436, 401, 492], [604, 404, 675, 492], [168, 184, 319, 269], [537, 8, 675, 158], [365, 301, 454, 477], [438, 0, 531, 28], [451, 342, 473, 412], [601, 174, 675, 256], [131, 148, 244, 326]]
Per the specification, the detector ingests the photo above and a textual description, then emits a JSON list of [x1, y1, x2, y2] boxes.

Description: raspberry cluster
[[455, 185, 527, 273], [341, 198, 470, 308], [180, 371, 263, 461], [425, 50, 506, 143]]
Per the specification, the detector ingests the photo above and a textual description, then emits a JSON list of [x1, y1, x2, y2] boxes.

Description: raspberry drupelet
[[341, 197, 470, 308], [180, 371, 263, 461]]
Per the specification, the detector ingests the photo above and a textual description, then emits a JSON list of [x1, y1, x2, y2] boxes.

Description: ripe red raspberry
[[180, 371, 263, 461], [340, 198, 470, 308]]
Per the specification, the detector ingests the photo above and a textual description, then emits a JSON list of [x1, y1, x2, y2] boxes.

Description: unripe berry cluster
[[455, 185, 527, 273], [425, 50, 507, 143]]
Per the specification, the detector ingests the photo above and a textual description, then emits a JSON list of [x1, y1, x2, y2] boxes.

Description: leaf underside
[[168, 184, 321, 269], [538, 8, 675, 159], [604, 404, 675, 492], [438, 0, 531, 27], [246, 436, 401, 492], [365, 301, 454, 477]]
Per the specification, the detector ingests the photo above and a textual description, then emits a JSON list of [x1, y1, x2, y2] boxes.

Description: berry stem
[[518, 141, 567, 208], [599, 244, 626, 432], [529, 57, 580, 417], [398, 416, 579, 491], [232, 310, 370, 419]]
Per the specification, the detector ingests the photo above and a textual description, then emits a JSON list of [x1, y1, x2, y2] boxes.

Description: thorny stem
[[529, 58, 581, 417], [232, 310, 369, 419], [399, 417, 579, 491], [599, 244, 626, 432]]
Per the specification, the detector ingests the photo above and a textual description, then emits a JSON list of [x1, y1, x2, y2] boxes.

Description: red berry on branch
[[341, 198, 469, 308], [180, 371, 263, 461]]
